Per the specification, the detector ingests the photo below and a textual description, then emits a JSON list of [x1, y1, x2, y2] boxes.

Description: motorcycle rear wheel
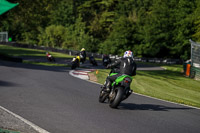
[[109, 87, 124, 108]]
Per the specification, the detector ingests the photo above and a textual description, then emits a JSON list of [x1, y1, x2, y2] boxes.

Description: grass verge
[[22, 60, 70, 67], [0, 44, 73, 58], [94, 65, 200, 108], [0, 44, 73, 67], [0, 128, 20, 133]]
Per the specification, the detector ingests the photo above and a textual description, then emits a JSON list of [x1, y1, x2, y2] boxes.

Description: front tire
[[109, 87, 124, 108], [71, 62, 77, 69], [99, 89, 109, 103]]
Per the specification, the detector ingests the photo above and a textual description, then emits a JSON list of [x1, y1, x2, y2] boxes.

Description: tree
[[1, 0, 59, 43], [1, 0, 199, 59], [172, 0, 196, 59], [99, 16, 137, 55], [49, 0, 75, 27], [38, 25, 66, 48], [193, 0, 200, 42]]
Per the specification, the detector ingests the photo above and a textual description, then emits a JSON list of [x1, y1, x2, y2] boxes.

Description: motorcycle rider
[[102, 50, 137, 92], [102, 54, 111, 67], [89, 55, 98, 66], [46, 52, 50, 57], [80, 48, 86, 64], [71, 53, 81, 69], [46, 52, 55, 62]]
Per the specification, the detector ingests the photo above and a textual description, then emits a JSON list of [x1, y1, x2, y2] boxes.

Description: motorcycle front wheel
[[99, 89, 109, 103], [109, 87, 124, 108], [71, 62, 77, 69]]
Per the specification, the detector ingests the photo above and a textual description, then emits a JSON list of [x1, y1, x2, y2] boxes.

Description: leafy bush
[[38, 25, 67, 48]]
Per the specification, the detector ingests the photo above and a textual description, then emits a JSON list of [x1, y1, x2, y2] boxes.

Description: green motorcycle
[[99, 73, 133, 108]]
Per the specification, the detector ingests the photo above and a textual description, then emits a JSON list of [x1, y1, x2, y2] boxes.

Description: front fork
[[109, 86, 116, 101]]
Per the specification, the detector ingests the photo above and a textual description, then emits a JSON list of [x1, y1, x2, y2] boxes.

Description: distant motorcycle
[[89, 56, 98, 66], [46, 53, 55, 62], [102, 55, 111, 67], [71, 55, 80, 69], [99, 70, 133, 108]]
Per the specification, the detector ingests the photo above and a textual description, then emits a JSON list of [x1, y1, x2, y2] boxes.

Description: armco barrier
[[0, 42, 183, 64]]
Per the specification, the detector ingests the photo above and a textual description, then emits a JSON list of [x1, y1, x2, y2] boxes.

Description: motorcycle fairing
[[111, 74, 133, 86]]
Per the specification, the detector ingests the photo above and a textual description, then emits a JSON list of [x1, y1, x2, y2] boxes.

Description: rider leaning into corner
[[102, 50, 137, 92], [80, 48, 86, 64]]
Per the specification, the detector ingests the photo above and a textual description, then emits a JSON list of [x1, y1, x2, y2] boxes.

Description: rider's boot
[[102, 80, 111, 92]]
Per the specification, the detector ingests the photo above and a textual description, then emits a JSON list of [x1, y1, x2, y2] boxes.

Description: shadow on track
[[0, 80, 19, 87], [118, 103, 192, 111]]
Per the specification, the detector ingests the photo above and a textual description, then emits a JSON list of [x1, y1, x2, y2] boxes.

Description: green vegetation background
[[1, 0, 200, 60]]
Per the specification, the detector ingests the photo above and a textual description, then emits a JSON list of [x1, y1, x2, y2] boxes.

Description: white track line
[[69, 70, 200, 110], [0, 106, 49, 133]]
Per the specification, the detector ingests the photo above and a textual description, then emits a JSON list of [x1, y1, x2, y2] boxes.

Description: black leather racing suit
[[104, 57, 137, 90]]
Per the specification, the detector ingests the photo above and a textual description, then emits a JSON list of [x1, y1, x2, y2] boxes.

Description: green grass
[[0, 44, 90, 68], [0, 44, 74, 67], [0, 128, 20, 133], [0, 44, 73, 58], [23, 60, 70, 67], [94, 65, 200, 108]]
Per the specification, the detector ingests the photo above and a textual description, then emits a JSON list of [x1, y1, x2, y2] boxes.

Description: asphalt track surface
[[0, 61, 200, 133]]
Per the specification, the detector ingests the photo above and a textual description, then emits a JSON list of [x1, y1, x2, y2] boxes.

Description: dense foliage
[[1, 0, 200, 59]]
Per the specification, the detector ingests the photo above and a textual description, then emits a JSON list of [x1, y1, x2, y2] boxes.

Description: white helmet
[[123, 50, 133, 58]]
